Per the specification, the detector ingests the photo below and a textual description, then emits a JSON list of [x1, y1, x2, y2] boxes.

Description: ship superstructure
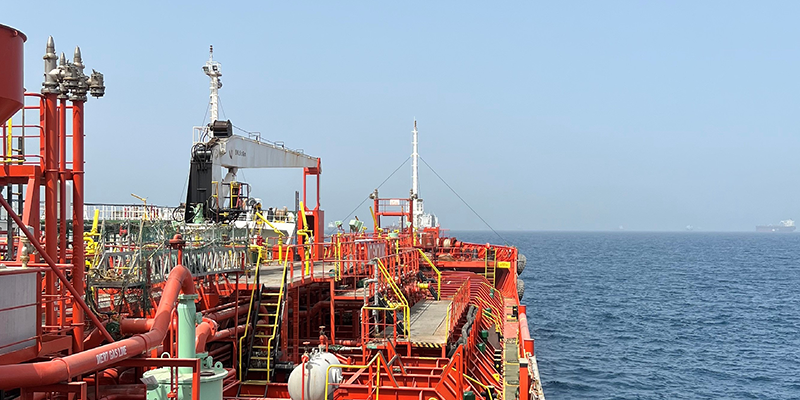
[[0, 25, 543, 400], [756, 219, 796, 233]]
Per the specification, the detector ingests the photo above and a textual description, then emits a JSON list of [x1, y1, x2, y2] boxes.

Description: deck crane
[[185, 46, 322, 244]]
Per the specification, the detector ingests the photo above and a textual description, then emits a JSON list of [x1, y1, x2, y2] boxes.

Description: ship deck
[[381, 299, 451, 345], [247, 260, 335, 287], [408, 299, 451, 344]]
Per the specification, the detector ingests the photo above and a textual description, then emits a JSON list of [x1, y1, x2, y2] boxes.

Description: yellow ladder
[[243, 258, 290, 384], [484, 248, 497, 286]]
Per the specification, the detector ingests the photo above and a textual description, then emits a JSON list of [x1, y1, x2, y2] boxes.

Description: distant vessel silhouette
[[756, 219, 796, 232]]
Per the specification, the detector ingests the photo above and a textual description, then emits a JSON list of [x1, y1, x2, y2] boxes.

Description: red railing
[[446, 279, 471, 337]]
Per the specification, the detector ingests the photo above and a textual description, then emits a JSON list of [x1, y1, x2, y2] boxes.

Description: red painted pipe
[[205, 304, 249, 323], [44, 92, 58, 327], [58, 98, 66, 265], [95, 385, 146, 400], [211, 324, 247, 342], [83, 321, 110, 348], [71, 100, 86, 352], [0, 264, 194, 390], [195, 318, 217, 353], [208, 344, 232, 358], [197, 323, 248, 353], [99, 393, 146, 400], [120, 304, 247, 334], [202, 300, 247, 314]]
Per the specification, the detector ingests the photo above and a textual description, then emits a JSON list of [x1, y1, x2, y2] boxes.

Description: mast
[[203, 45, 222, 124], [411, 120, 420, 227]]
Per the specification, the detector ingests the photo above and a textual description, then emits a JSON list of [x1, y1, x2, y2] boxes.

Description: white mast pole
[[411, 120, 420, 226], [204, 45, 222, 124]]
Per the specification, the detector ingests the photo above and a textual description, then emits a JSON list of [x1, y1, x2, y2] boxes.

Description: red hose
[[0, 264, 195, 390]]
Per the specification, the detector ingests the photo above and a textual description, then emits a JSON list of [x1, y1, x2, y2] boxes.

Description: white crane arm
[[212, 135, 318, 169]]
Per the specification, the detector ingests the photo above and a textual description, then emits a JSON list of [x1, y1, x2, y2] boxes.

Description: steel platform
[[408, 299, 451, 344]]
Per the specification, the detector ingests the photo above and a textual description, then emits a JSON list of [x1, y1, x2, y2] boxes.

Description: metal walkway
[[408, 299, 451, 344]]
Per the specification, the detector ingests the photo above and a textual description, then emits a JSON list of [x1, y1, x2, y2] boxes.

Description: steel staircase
[[237, 254, 290, 398], [484, 248, 497, 287]]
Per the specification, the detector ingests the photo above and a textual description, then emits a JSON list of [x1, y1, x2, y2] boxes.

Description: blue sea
[[452, 231, 800, 400]]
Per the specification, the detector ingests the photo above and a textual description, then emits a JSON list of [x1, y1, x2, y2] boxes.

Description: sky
[[4, 1, 800, 231]]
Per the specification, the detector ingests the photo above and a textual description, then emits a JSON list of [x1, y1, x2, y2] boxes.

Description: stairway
[[238, 258, 291, 398], [246, 289, 282, 379], [484, 248, 497, 287]]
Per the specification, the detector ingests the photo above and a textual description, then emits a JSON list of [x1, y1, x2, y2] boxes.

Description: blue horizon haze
[[4, 1, 800, 231]]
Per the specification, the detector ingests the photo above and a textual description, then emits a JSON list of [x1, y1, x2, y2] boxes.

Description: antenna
[[411, 120, 421, 227], [202, 45, 223, 123]]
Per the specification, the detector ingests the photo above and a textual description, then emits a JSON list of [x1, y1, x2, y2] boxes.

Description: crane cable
[[340, 156, 410, 223], [420, 156, 507, 245]]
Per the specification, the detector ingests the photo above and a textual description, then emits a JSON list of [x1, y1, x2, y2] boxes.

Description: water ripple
[[453, 231, 800, 400]]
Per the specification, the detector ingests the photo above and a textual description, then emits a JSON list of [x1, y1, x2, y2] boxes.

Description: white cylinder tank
[[287, 351, 343, 400]]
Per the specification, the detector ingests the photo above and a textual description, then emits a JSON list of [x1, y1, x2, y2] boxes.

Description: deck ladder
[[484, 248, 497, 287]]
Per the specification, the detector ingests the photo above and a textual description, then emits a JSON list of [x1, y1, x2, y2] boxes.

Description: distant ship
[[756, 219, 796, 232]]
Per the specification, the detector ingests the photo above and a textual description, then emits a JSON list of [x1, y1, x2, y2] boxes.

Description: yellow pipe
[[370, 206, 378, 233], [255, 211, 285, 238], [130, 193, 149, 221], [90, 209, 100, 235]]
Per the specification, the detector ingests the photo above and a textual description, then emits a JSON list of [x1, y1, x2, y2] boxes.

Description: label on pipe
[[95, 345, 128, 365]]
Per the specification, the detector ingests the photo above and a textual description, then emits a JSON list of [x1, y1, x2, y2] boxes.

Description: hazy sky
[[5, 1, 800, 231]]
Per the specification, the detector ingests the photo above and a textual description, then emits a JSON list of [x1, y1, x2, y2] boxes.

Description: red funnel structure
[[0, 24, 26, 122]]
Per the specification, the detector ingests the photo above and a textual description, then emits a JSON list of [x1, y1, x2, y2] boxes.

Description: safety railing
[[1, 94, 48, 168], [238, 246, 264, 380], [474, 280, 504, 333], [361, 306, 403, 344], [82, 203, 177, 222], [263, 257, 290, 381], [259, 208, 296, 223], [417, 249, 442, 300], [324, 352, 399, 400], [446, 279, 471, 339], [436, 242, 518, 265], [434, 345, 465, 399], [89, 242, 248, 286], [374, 259, 410, 338]]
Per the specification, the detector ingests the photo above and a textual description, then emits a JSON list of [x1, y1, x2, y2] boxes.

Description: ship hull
[[756, 226, 796, 233]]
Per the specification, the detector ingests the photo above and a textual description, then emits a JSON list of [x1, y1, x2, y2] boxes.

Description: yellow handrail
[[463, 373, 494, 400], [297, 201, 312, 275], [324, 352, 395, 400], [477, 297, 502, 333], [477, 281, 506, 303], [417, 249, 441, 300], [375, 259, 410, 337], [264, 257, 291, 381], [238, 246, 264, 380]]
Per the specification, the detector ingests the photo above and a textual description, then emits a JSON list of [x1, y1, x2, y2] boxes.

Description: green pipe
[[178, 294, 199, 373]]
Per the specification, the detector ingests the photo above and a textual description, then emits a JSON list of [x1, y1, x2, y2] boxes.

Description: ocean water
[[452, 231, 800, 400]]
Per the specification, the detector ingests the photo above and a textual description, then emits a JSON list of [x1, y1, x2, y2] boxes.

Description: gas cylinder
[[287, 351, 342, 400]]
